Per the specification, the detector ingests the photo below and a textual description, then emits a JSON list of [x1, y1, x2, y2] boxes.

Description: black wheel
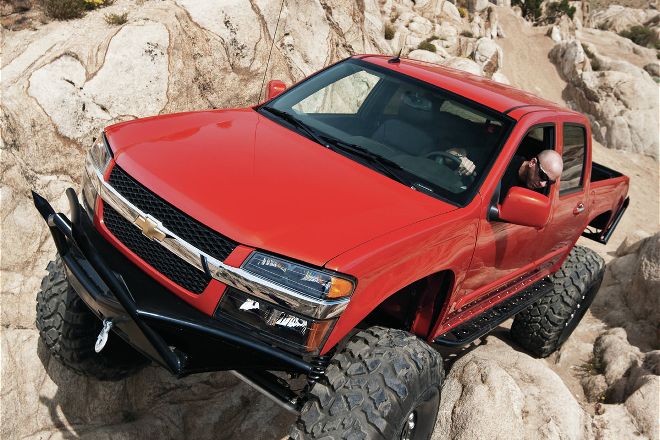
[[36, 257, 148, 381], [510, 245, 605, 358], [291, 326, 443, 440]]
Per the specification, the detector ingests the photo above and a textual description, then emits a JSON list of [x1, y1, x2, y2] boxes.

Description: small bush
[[460, 30, 473, 38], [458, 6, 468, 18], [40, 0, 110, 19], [105, 11, 127, 25], [41, 0, 85, 19], [512, 0, 543, 21], [384, 23, 395, 40], [620, 25, 660, 49], [546, 0, 576, 21], [417, 40, 436, 52]]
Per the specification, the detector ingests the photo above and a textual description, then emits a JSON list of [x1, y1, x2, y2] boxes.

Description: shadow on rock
[[35, 338, 295, 439]]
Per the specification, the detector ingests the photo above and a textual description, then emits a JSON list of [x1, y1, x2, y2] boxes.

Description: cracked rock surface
[[2, 1, 658, 439]]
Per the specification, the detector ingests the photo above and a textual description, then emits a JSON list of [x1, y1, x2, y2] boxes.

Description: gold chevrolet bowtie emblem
[[134, 215, 166, 241]]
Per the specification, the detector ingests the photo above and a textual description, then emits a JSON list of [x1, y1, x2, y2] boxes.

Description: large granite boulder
[[582, 328, 659, 440], [473, 37, 503, 76], [550, 40, 659, 158], [434, 336, 593, 439], [588, 5, 659, 33], [592, 232, 660, 350]]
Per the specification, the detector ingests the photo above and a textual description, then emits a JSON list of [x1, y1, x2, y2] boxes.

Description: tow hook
[[95, 319, 113, 353]]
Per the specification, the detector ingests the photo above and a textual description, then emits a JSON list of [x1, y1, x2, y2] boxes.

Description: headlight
[[88, 132, 112, 173], [242, 252, 355, 300], [81, 131, 112, 216], [216, 288, 336, 353]]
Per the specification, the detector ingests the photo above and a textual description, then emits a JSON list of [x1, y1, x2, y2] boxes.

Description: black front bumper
[[32, 189, 312, 377]]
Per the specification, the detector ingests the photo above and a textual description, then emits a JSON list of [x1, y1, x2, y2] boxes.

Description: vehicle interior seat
[[371, 90, 436, 156]]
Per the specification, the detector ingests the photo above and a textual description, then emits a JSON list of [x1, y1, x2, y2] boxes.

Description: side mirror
[[498, 187, 551, 228], [266, 80, 286, 100]]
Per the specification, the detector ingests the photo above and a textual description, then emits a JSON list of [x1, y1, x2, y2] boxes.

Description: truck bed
[[583, 161, 630, 244]]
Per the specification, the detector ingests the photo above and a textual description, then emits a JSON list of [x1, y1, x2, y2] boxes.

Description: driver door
[[452, 121, 559, 313]]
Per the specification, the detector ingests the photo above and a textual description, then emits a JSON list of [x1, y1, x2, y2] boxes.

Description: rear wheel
[[36, 257, 148, 381], [510, 245, 605, 358], [291, 326, 443, 439]]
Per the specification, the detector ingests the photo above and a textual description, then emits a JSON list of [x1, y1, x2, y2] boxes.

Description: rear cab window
[[559, 124, 587, 195]]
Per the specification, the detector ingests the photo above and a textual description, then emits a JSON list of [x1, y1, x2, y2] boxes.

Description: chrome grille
[[108, 165, 237, 262], [103, 203, 211, 294]]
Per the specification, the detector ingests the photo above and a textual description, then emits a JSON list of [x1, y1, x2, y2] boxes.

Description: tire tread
[[36, 257, 146, 381], [510, 245, 605, 358], [291, 327, 443, 439]]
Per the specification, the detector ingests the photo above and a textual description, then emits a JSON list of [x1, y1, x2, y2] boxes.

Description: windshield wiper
[[262, 106, 413, 187], [322, 137, 413, 187], [260, 106, 328, 148]]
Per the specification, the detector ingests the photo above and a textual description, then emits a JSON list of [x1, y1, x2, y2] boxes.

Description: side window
[[560, 125, 586, 195], [499, 124, 555, 202], [517, 125, 555, 159], [293, 71, 380, 114]]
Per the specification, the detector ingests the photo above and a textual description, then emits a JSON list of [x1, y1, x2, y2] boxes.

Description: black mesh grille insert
[[108, 165, 237, 262], [103, 203, 211, 294]]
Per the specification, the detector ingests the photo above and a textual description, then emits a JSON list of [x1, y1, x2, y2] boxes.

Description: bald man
[[500, 149, 563, 201]]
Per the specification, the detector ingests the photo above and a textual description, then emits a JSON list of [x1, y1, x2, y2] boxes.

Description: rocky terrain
[[1, 0, 658, 438]]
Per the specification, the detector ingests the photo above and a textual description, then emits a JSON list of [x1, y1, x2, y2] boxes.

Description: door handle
[[573, 203, 585, 215]]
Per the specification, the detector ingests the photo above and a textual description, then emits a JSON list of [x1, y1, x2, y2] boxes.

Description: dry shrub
[[40, 0, 84, 19], [417, 40, 436, 52], [620, 25, 660, 49], [384, 23, 395, 40], [104, 11, 126, 25]]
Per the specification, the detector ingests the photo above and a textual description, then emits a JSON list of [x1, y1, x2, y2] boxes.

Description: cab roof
[[358, 55, 578, 118]]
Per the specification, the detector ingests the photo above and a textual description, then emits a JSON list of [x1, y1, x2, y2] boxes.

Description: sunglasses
[[535, 158, 556, 184]]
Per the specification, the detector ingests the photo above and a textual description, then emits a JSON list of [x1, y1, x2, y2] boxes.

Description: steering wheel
[[425, 150, 464, 168], [425, 150, 476, 190]]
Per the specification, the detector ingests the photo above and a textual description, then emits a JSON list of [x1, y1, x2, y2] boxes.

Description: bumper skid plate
[[31, 189, 312, 377]]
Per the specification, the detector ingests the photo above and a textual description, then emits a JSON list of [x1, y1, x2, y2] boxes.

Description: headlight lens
[[81, 171, 97, 214], [216, 288, 336, 353], [242, 252, 354, 300], [82, 131, 112, 216], [88, 132, 112, 173]]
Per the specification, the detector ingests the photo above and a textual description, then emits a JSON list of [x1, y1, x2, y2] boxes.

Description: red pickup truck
[[33, 55, 629, 439]]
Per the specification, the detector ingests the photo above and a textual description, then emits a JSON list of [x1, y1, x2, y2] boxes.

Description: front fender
[[320, 198, 481, 353]]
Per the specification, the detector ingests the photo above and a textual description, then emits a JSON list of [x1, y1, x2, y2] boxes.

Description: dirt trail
[[496, 7, 568, 106]]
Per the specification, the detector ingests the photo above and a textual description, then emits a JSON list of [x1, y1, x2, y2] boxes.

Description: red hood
[[105, 109, 456, 266]]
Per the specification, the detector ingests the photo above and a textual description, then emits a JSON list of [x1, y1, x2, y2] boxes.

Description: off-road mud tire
[[291, 326, 444, 440], [36, 257, 148, 381], [510, 245, 605, 358]]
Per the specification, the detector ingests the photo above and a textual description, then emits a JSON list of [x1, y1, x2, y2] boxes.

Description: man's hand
[[448, 149, 476, 176]]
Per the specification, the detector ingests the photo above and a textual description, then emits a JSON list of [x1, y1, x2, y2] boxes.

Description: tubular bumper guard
[[32, 189, 313, 377]]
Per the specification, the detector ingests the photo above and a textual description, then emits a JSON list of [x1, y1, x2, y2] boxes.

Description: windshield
[[259, 58, 514, 206]]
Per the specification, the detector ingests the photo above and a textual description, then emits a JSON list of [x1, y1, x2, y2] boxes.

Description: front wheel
[[36, 257, 148, 381], [291, 327, 444, 439]]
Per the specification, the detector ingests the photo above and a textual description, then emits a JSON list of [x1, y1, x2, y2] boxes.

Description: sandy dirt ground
[[497, 8, 568, 107]]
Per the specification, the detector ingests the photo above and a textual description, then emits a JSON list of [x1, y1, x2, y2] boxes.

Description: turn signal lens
[[305, 320, 335, 352], [327, 277, 354, 299]]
